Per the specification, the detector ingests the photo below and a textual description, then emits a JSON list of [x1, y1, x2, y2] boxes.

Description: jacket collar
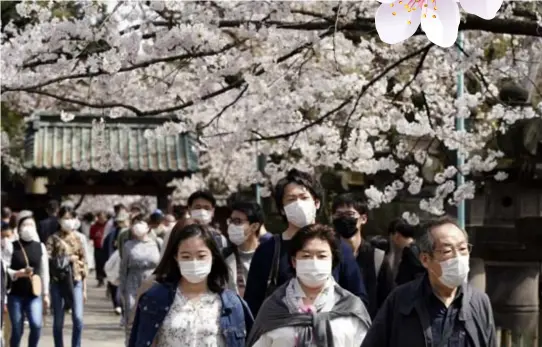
[[398, 274, 473, 321]]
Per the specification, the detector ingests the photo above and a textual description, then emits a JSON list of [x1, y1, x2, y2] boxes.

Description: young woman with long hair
[[128, 223, 253, 347]]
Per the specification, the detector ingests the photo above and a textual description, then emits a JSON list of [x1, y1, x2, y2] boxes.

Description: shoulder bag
[[17, 241, 42, 297]]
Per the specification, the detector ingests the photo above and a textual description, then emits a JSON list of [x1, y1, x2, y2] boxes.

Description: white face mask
[[19, 226, 37, 242], [132, 222, 149, 238], [190, 209, 213, 225], [284, 200, 316, 228], [178, 260, 212, 283], [228, 224, 247, 246], [295, 259, 332, 288], [438, 255, 470, 289], [60, 219, 77, 231]]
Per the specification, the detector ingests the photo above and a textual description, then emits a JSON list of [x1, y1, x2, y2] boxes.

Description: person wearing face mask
[[128, 223, 253, 347], [6, 215, 50, 347], [46, 205, 87, 347], [1, 222, 16, 266], [159, 214, 177, 258], [187, 190, 228, 251], [247, 224, 371, 347], [224, 201, 271, 297], [119, 215, 162, 342], [332, 193, 395, 319], [244, 169, 367, 317], [362, 216, 497, 347]]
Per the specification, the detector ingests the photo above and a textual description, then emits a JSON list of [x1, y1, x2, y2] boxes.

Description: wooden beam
[[49, 184, 173, 196]]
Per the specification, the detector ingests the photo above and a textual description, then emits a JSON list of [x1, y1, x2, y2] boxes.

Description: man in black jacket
[[38, 200, 59, 243], [331, 193, 395, 318], [362, 216, 497, 347]]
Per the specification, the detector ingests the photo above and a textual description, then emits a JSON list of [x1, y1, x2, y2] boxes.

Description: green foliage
[[0, 102, 24, 138], [484, 38, 509, 62]]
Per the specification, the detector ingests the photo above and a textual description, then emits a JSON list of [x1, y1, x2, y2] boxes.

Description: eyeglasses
[[433, 243, 473, 257]]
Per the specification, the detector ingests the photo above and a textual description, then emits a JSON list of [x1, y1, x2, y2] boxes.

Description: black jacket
[[356, 242, 395, 318], [361, 275, 497, 347]]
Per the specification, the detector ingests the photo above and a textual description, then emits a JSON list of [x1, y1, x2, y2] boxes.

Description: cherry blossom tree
[[1, 1, 541, 220]]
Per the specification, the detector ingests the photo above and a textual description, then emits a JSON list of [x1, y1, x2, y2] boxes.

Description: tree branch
[[249, 43, 434, 142], [4, 42, 241, 92]]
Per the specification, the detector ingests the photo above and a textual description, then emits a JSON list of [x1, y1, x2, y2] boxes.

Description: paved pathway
[[25, 278, 125, 347]]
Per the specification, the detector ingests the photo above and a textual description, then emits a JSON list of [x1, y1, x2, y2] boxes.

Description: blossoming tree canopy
[[1, 1, 541, 220]]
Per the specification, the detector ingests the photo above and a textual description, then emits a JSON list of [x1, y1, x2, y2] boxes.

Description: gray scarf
[[246, 280, 371, 347]]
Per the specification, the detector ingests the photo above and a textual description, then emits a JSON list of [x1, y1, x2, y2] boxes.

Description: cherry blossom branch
[[18, 11, 541, 70], [217, 16, 541, 37], [339, 44, 433, 154], [4, 42, 241, 92], [197, 84, 249, 131], [249, 43, 434, 142], [12, 26, 332, 118]]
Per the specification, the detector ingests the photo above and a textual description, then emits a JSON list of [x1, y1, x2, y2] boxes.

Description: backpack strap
[[265, 234, 281, 296], [373, 248, 385, 278]]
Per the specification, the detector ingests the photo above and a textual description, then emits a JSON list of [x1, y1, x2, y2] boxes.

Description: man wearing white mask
[[224, 201, 271, 296], [187, 190, 228, 251], [244, 169, 367, 317], [362, 216, 497, 347]]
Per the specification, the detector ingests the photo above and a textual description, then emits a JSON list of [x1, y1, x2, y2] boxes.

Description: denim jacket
[[128, 281, 253, 347]]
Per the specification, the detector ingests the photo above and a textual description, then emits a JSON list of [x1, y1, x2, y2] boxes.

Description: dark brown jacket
[[361, 275, 497, 347]]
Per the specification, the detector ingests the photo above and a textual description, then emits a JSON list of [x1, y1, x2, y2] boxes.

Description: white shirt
[[156, 289, 226, 347], [252, 279, 368, 347]]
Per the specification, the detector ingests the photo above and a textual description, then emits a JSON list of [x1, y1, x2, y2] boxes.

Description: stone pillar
[[485, 261, 539, 339], [468, 257, 486, 293]]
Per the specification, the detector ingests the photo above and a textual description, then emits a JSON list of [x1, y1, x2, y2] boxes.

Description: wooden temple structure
[[12, 113, 199, 212]]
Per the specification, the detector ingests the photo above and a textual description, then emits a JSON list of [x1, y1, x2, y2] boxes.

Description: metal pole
[[456, 32, 466, 229]]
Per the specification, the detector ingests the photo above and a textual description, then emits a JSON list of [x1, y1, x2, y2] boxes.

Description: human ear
[[419, 252, 430, 269], [315, 199, 321, 210]]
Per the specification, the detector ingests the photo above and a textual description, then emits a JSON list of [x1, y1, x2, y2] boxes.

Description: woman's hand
[[43, 295, 50, 311], [14, 269, 30, 279], [83, 290, 88, 303], [70, 255, 79, 263]]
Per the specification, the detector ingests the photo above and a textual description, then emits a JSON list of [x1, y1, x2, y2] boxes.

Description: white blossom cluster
[[1, 1, 541, 218]]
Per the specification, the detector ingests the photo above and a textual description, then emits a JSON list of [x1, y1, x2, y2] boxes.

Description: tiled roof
[[24, 114, 198, 173]]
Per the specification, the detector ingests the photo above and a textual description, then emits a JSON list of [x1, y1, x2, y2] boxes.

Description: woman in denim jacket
[[128, 223, 253, 347]]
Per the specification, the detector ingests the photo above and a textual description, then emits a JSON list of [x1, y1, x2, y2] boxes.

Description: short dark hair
[[130, 204, 144, 213], [149, 211, 164, 224], [417, 216, 467, 254], [187, 190, 216, 208], [83, 212, 95, 223], [171, 205, 187, 220], [47, 200, 59, 214], [274, 169, 323, 217], [58, 205, 75, 220], [230, 200, 264, 231], [288, 224, 341, 269], [153, 223, 229, 293], [331, 193, 368, 215], [114, 204, 126, 214], [387, 218, 417, 238], [1, 207, 12, 219]]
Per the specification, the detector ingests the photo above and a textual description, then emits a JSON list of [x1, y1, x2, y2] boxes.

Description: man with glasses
[[362, 216, 497, 347], [223, 201, 271, 297], [331, 193, 395, 318]]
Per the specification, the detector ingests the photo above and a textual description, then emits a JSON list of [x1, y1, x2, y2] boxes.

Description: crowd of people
[[0, 168, 497, 347]]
